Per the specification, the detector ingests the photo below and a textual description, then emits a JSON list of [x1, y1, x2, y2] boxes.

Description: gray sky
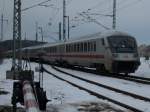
[[0, 0, 150, 45]]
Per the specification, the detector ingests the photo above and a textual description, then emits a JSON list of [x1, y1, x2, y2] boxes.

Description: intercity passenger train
[[19, 30, 140, 74]]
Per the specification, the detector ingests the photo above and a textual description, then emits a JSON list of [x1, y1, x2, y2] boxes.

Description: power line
[[22, 0, 51, 11], [78, 12, 110, 30], [87, 0, 110, 11]]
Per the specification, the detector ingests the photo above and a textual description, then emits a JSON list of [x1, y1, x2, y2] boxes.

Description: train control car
[[21, 30, 140, 74]]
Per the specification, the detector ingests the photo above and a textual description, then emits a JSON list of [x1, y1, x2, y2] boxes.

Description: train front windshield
[[107, 36, 137, 53]]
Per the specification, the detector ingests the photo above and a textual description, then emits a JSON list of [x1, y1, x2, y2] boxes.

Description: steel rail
[[56, 65, 150, 85], [28, 58, 150, 84], [43, 67, 143, 112], [53, 66, 150, 102]]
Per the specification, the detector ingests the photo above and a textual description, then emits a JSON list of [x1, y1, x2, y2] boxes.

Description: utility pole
[[67, 16, 69, 40], [113, 0, 116, 29], [59, 22, 62, 41], [38, 27, 44, 42], [35, 22, 38, 42], [63, 0, 66, 41], [24, 32, 27, 40], [0, 13, 8, 41], [12, 0, 22, 71]]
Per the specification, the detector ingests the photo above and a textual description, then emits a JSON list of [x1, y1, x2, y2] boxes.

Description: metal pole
[[67, 16, 69, 40], [63, 0, 66, 41], [24, 32, 26, 40], [0, 14, 8, 41], [12, 0, 22, 71], [59, 22, 61, 41], [113, 0, 116, 29], [41, 27, 44, 42], [12, 0, 16, 70], [1, 14, 3, 41], [36, 22, 38, 42], [18, 0, 22, 70]]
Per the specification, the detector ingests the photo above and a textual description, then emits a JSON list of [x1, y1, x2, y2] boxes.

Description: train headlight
[[112, 53, 118, 58]]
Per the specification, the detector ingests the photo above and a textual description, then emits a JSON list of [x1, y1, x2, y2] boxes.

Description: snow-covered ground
[[131, 58, 150, 78], [0, 58, 150, 112]]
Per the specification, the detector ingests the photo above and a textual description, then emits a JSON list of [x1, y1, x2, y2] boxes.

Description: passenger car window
[[102, 38, 105, 46]]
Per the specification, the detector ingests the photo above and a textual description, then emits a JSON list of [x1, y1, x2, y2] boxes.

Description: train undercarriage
[[112, 61, 140, 74]]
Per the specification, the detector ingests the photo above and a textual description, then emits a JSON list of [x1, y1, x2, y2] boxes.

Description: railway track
[[55, 65, 150, 85], [31, 58, 150, 85], [52, 66, 150, 102], [43, 66, 150, 112]]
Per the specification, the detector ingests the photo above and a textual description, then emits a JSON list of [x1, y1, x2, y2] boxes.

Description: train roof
[[67, 30, 132, 42], [23, 30, 133, 50]]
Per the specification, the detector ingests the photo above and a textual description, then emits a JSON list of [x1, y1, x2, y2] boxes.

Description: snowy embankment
[[44, 65, 150, 112], [131, 57, 150, 78], [0, 59, 13, 106], [0, 58, 150, 112], [55, 66, 150, 99], [0, 59, 125, 112]]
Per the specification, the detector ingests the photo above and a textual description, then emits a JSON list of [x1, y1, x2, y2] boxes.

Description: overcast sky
[[0, 0, 150, 45]]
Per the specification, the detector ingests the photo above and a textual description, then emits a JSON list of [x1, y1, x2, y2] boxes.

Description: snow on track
[[55, 66, 150, 99], [45, 65, 150, 112]]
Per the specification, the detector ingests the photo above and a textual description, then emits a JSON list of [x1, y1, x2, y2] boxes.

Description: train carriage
[[20, 30, 140, 74]]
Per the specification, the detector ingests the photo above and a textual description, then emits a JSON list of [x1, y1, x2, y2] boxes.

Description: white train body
[[23, 30, 140, 74]]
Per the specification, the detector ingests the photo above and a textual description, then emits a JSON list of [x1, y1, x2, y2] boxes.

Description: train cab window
[[101, 38, 105, 46]]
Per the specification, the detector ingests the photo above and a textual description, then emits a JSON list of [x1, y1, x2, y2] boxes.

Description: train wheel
[[96, 64, 106, 73]]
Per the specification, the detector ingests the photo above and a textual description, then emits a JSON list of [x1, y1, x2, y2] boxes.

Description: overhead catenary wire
[[49, 0, 74, 27], [86, 0, 111, 11], [22, 0, 51, 11], [78, 13, 110, 30]]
